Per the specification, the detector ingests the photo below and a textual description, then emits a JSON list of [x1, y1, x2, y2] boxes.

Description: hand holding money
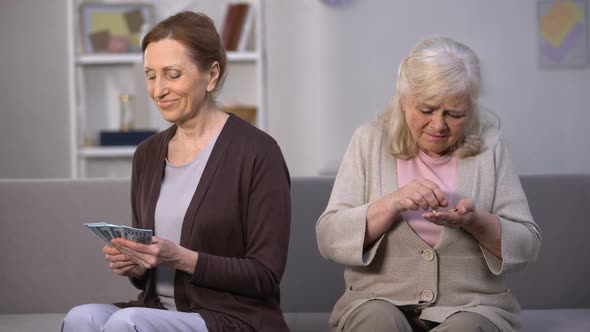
[[103, 244, 147, 278], [111, 235, 196, 274], [84, 222, 152, 244], [88, 223, 194, 273]]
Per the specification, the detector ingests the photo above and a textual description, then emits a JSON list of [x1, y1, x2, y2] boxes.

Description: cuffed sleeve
[[317, 126, 386, 266], [483, 134, 541, 275]]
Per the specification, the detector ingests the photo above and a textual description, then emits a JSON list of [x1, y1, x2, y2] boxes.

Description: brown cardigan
[[117, 114, 291, 331]]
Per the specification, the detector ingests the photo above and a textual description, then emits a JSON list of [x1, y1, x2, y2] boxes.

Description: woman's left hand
[[424, 198, 503, 259], [422, 198, 477, 228], [111, 236, 180, 270]]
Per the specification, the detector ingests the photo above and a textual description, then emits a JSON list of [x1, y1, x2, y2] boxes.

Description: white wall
[[0, 0, 70, 178], [266, 0, 590, 176], [1, 0, 588, 178]]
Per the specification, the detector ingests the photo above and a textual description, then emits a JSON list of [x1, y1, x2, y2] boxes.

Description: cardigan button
[[422, 249, 435, 261], [421, 289, 435, 302]]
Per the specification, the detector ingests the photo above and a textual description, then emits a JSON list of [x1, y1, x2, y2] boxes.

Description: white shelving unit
[[67, 0, 267, 178]]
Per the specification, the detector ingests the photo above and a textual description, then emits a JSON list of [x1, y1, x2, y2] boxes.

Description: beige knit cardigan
[[316, 117, 541, 332]]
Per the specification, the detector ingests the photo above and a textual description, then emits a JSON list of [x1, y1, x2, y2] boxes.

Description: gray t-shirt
[[154, 133, 219, 311]]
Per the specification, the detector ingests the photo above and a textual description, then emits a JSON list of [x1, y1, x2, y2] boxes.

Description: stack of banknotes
[[84, 222, 152, 244]]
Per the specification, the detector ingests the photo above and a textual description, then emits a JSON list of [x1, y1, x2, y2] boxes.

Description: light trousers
[[62, 303, 208, 332], [341, 299, 500, 332]]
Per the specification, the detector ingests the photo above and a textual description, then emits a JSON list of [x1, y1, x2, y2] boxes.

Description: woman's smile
[[157, 99, 178, 109], [144, 39, 215, 124]]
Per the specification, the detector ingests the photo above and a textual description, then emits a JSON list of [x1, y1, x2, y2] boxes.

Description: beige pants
[[341, 299, 500, 332]]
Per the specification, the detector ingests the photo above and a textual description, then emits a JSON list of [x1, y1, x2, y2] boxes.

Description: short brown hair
[[142, 11, 227, 92]]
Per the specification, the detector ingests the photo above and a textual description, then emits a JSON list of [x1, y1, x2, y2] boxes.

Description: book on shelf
[[237, 3, 255, 51], [221, 2, 253, 51]]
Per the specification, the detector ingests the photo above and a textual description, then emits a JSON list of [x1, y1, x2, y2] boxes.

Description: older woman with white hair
[[316, 36, 541, 332]]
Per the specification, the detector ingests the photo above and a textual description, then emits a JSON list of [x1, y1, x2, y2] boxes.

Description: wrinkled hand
[[390, 177, 448, 214], [422, 198, 477, 228], [110, 236, 180, 270], [103, 245, 146, 278]]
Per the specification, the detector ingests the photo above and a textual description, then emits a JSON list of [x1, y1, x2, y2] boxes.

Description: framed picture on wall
[[538, 0, 588, 67], [79, 3, 155, 53]]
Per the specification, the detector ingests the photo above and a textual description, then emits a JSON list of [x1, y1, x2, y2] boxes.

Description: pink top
[[397, 150, 458, 247]]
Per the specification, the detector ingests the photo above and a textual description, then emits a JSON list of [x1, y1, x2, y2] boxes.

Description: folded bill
[[84, 222, 152, 244]]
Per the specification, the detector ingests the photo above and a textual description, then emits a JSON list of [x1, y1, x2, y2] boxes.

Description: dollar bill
[[121, 225, 153, 244], [84, 223, 109, 243], [84, 222, 152, 244], [84, 222, 115, 243]]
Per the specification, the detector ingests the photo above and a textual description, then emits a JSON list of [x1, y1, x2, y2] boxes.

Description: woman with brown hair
[[63, 11, 291, 332]]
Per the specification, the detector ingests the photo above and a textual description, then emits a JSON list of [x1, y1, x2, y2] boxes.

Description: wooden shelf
[[79, 146, 136, 158], [69, 0, 266, 178], [76, 53, 142, 65], [76, 51, 258, 65], [227, 52, 259, 62]]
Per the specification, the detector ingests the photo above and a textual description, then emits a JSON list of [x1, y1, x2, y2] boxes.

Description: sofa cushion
[[1, 175, 590, 332], [0, 179, 138, 314], [281, 177, 344, 313], [521, 308, 590, 332], [508, 175, 590, 309], [0, 314, 65, 332]]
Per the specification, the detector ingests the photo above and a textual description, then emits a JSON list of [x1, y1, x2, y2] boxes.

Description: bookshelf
[[67, 0, 267, 178], [76, 52, 259, 65]]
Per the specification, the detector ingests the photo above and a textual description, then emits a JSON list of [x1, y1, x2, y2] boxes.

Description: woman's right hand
[[103, 244, 146, 278], [365, 177, 448, 245], [389, 177, 448, 214]]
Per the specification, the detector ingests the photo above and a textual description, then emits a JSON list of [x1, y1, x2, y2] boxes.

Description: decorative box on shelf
[[99, 130, 158, 146], [223, 105, 257, 124]]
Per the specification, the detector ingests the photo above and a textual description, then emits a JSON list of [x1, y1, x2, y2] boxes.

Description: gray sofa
[[1, 175, 589, 331]]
